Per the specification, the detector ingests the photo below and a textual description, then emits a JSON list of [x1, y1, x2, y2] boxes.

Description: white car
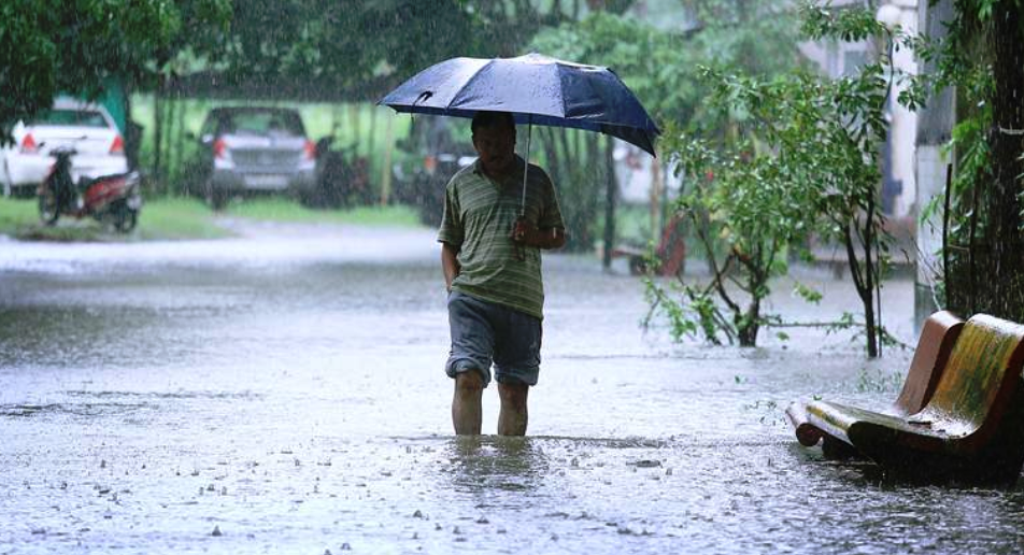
[[1, 98, 128, 197]]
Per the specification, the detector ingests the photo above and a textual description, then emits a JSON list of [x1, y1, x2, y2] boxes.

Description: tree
[[0, 0, 230, 145], [527, 4, 802, 252], [646, 119, 819, 346], [927, 0, 1024, 320], [644, 4, 914, 353], [186, 0, 579, 101]]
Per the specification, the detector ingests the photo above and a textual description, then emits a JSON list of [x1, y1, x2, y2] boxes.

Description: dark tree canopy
[[0, 0, 231, 143], [3, 0, 630, 127], [169, 0, 582, 102], [931, 0, 1024, 320]]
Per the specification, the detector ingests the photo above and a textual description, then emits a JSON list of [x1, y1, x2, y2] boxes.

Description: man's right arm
[[441, 242, 461, 292]]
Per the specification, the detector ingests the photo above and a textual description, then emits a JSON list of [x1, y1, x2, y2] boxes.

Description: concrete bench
[[787, 313, 1024, 484]]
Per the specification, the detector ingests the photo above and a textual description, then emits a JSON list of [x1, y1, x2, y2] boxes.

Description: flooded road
[[2, 223, 1023, 554]]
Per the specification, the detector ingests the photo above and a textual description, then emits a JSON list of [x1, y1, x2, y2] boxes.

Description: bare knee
[[455, 370, 485, 393], [498, 383, 529, 409], [497, 383, 529, 436]]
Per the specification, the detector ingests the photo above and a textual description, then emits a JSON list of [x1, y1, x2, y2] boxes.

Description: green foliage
[[645, 3, 909, 353], [685, 0, 805, 76], [219, 0, 481, 93], [800, 3, 884, 42], [644, 111, 818, 346], [527, 2, 802, 252], [793, 282, 822, 304], [0, 0, 231, 144], [531, 3, 802, 131], [643, 274, 729, 344], [917, 0, 1024, 319], [203, 0, 578, 100], [3, 0, 568, 143]]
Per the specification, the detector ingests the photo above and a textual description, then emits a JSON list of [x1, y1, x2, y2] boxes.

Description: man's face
[[472, 122, 516, 176]]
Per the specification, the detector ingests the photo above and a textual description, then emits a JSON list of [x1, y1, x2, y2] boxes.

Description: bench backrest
[[926, 314, 1024, 434], [894, 311, 964, 414]]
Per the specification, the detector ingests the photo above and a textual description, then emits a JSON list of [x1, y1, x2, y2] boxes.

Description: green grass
[[224, 198, 421, 227], [0, 196, 37, 230], [138, 197, 233, 240], [0, 196, 231, 242], [0, 194, 421, 242], [0, 197, 105, 241]]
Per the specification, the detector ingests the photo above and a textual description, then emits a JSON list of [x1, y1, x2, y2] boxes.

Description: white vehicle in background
[[1, 97, 128, 198]]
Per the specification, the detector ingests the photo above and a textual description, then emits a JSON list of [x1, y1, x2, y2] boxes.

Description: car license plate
[[245, 174, 288, 188]]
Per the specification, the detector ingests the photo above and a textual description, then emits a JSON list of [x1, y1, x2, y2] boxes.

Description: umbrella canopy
[[380, 53, 660, 156]]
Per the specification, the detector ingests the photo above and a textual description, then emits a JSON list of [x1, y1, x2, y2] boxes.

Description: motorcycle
[[308, 127, 372, 209], [38, 146, 142, 233]]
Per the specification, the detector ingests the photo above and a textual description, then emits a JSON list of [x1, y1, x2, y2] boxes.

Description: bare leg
[[452, 371, 484, 435], [497, 383, 529, 436]]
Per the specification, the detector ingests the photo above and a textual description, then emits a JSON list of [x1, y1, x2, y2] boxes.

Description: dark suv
[[195, 107, 316, 209]]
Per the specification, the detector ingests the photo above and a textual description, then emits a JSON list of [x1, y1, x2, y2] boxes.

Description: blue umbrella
[[380, 53, 660, 213], [380, 53, 659, 156]]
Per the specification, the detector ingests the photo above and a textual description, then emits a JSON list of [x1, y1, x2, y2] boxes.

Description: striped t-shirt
[[437, 156, 564, 319]]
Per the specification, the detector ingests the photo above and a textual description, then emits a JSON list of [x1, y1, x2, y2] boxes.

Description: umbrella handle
[[521, 119, 532, 217]]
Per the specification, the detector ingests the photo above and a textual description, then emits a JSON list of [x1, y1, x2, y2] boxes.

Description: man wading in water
[[438, 111, 566, 436]]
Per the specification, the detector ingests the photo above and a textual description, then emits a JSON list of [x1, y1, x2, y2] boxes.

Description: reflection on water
[[446, 436, 548, 495]]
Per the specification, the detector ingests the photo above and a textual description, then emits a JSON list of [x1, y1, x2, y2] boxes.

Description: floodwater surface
[[1, 223, 1023, 554]]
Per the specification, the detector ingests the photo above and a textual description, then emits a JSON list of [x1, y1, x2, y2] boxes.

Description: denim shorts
[[445, 290, 542, 387]]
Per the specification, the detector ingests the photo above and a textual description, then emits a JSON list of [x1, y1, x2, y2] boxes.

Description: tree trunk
[[349, 103, 362, 157], [161, 95, 175, 196], [152, 87, 164, 187], [558, 128, 572, 186], [651, 155, 663, 245], [863, 192, 879, 358], [844, 215, 879, 358], [380, 113, 394, 206], [368, 105, 378, 195], [122, 83, 139, 172], [738, 302, 760, 347], [603, 134, 616, 270], [174, 95, 186, 195], [986, 0, 1024, 320]]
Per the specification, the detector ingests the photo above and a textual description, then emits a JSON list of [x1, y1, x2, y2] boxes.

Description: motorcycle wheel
[[38, 188, 60, 226], [111, 201, 138, 233]]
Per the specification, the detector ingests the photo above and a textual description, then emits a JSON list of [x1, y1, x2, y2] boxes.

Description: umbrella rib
[[556, 62, 571, 123], [446, 58, 498, 113]]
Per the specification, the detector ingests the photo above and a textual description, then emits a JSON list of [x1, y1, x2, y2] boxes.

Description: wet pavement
[[2, 222, 1023, 554]]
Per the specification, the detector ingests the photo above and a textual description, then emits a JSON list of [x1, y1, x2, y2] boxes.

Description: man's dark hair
[[471, 111, 516, 135]]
